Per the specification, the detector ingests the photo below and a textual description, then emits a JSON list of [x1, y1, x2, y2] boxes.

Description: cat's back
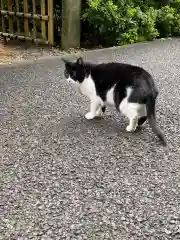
[[89, 62, 152, 89], [91, 62, 149, 81], [88, 61, 157, 103]]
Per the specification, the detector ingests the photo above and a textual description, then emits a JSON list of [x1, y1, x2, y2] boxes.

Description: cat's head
[[62, 57, 87, 84]]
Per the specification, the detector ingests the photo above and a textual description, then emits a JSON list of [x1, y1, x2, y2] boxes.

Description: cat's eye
[[64, 69, 69, 78]]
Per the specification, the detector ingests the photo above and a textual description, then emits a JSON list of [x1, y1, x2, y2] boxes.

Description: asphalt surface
[[1, 39, 180, 240]]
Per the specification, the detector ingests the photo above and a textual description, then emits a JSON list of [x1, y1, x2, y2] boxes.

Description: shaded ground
[[0, 39, 83, 65], [0, 38, 180, 240]]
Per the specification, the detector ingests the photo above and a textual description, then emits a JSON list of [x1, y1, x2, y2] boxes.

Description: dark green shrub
[[82, 0, 159, 45], [156, 6, 176, 37], [173, 13, 180, 35], [82, 0, 180, 47], [82, 0, 129, 45], [170, 0, 180, 11], [126, 7, 159, 42]]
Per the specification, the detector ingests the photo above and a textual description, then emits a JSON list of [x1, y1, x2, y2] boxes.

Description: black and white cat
[[62, 57, 166, 145]]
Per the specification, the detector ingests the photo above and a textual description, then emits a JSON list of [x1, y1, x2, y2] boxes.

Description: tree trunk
[[61, 0, 81, 50]]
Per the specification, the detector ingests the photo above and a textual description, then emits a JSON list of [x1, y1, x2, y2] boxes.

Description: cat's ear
[[62, 58, 73, 70], [62, 58, 70, 65], [76, 57, 84, 65]]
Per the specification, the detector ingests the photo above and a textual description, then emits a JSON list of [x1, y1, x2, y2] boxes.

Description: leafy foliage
[[156, 6, 180, 36], [82, 0, 180, 46]]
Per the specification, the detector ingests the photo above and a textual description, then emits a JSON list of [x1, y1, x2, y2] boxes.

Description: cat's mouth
[[66, 77, 74, 83], [66, 76, 77, 85], [64, 70, 76, 84]]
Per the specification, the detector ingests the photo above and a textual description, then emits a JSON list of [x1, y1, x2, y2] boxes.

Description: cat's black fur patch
[[101, 106, 106, 113], [138, 116, 147, 126]]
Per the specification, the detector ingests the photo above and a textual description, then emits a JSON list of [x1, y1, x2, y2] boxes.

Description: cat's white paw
[[126, 125, 137, 132], [95, 108, 103, 117], [85, 112, 96, 120]]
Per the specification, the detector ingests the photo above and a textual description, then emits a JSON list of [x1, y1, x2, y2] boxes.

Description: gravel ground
[[0, 39, 180, 240]]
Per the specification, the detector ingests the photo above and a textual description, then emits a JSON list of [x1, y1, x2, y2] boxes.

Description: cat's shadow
[[62, 113, 146, 138]]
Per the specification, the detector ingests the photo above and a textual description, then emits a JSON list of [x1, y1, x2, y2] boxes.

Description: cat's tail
[[146, 94, 167, 146]]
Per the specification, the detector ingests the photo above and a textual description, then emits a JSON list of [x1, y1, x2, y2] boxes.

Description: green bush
[[156, 6, 180, 37], [173, 13, 180, 35], [126, 7, 159, 42], [82, 0, 180, 46], [82, 0, 129, 45], [156, 6, 175, 37], [170, 0, 180, 12]]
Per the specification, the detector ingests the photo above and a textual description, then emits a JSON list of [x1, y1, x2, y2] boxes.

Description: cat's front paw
[[126, 125, 137, 132], [95, 108, 103, 117], [85, 112, 96, 120]]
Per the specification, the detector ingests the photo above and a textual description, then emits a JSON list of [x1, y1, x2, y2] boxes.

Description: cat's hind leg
[[125, 107, 139, 132], [125, 104, 147, 132], [120, 101, 143, 132], [137, 105, 147, 127], [95, 106, 106, 117], [126, 116, 138, 132], [126, 103, 147, 132]]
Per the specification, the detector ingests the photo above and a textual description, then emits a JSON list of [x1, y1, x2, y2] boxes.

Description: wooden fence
[[0, 0, 54, 45]]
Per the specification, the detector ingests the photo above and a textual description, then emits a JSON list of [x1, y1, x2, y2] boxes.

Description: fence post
[[61, 0, 81, 50]]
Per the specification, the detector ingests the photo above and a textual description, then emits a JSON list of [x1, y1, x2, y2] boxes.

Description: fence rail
[[0, 0, 54, 45]]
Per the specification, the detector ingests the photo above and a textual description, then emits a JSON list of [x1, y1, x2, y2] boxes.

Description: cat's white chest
[[80, 76, 96, 98]]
